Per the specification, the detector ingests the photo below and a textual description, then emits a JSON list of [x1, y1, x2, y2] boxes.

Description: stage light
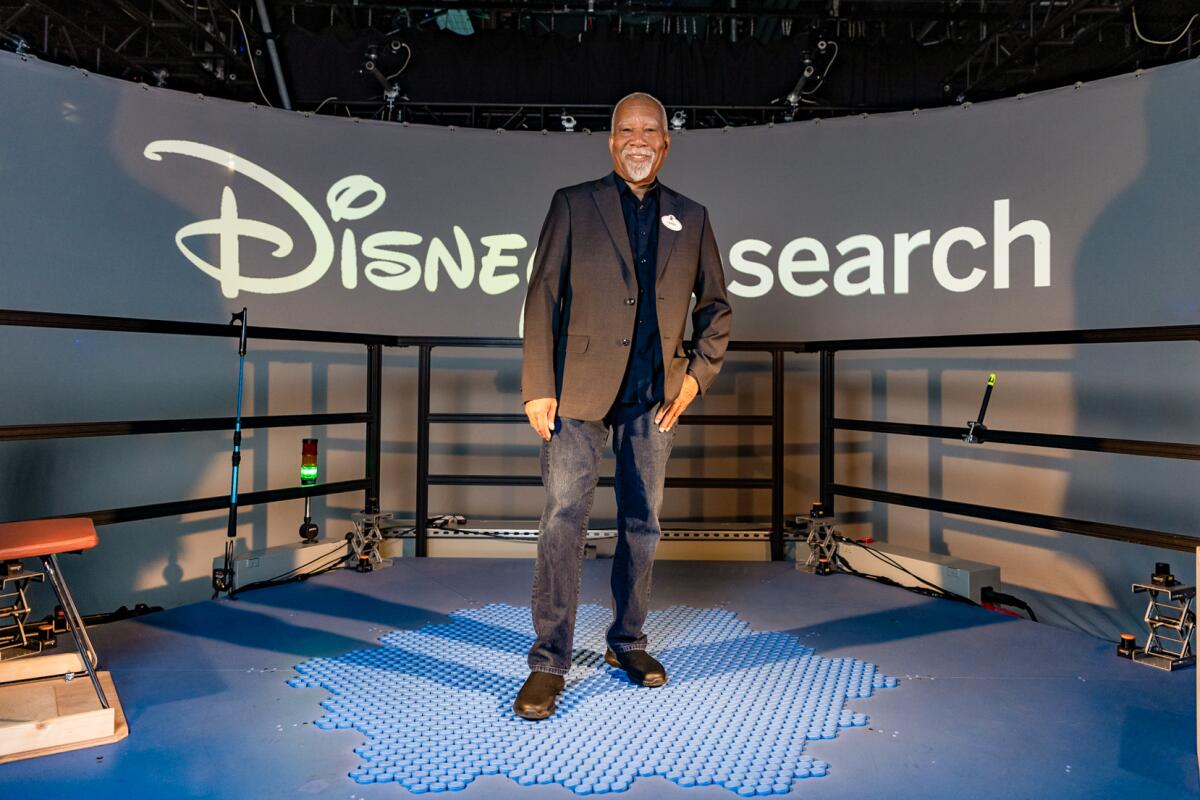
[[300, 438, 319, 486], [561, 112, 577, 132], [670, 110, 686, 131]]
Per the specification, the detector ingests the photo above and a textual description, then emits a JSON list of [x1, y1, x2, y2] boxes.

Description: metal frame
[[808, 323, 1200, 554], [397, 337, 794, 559], [0, 309, 387, 527], [41, 552, 109, 707], [2, 309, 1198, 563]]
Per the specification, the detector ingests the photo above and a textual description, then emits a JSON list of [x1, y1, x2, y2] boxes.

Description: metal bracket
[[962, 373, 996, 444]]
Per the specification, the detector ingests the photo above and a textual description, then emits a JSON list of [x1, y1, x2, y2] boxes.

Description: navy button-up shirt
[[614, 172, 664, 409]]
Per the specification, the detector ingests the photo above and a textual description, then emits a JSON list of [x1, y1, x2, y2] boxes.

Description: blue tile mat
[[288, 603, 899, 796]]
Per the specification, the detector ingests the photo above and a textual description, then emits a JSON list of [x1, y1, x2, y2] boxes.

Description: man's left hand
[[655, 374, 700, 432]]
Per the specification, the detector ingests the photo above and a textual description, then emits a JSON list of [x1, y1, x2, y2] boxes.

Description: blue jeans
[[527, 404, 676, 675]]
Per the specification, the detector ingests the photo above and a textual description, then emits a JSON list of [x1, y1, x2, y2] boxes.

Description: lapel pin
[[661, 214, 682, 231]]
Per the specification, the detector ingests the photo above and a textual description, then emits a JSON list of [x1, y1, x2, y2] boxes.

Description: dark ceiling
[[1, 1, 1197, 128]]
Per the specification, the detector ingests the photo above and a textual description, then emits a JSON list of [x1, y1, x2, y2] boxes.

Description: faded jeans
[[527, 404, 676, 675]]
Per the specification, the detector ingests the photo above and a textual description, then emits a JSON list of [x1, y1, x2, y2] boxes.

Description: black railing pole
[[415, 345, 432, 557], [819, 349, 836, 514], [364, 344, 383, 515], [770, 350, 785, 561]]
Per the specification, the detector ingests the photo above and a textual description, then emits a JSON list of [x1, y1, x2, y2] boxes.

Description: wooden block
[[0, 651, 86, 684], [0, 672, 127, 763]]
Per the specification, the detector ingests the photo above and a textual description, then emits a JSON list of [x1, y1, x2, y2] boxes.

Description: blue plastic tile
[[289, 604, 899, 794]]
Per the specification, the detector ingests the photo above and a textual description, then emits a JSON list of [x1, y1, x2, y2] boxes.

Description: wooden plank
[[0, 672, 127, 762], [0, 682, 57, 726], [0, 652, 85, 683]]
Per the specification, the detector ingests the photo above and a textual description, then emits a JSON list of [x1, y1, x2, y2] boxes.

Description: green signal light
[[300, 464, 319, 485]]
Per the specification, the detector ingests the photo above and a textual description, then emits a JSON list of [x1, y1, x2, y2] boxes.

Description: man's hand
[[655, 374, 700, 432], [524, 397, 558, 441]]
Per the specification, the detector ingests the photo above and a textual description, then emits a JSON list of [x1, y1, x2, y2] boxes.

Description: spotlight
[[560, 112, 577, 132], [670, 110, 686, 131]]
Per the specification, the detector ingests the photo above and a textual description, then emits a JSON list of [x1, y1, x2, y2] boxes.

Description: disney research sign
[[145, 139, 1052, 322]]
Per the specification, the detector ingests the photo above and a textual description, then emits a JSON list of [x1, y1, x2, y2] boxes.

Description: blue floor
[[3, 559, 1195, 799]]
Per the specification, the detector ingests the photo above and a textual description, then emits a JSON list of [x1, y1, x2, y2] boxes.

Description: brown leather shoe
[[513, 671, 566, 720], [605, 648, 668, 687]]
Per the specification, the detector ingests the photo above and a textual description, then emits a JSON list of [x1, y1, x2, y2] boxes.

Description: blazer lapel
[[592, 178, 637, 293], [655, 187, 680, 285]]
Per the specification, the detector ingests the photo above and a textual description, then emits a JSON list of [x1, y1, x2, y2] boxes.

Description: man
[[514, 92, 732, 720]]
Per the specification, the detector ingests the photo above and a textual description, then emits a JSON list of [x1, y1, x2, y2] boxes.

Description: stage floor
[[5, 559, 1195, 799]]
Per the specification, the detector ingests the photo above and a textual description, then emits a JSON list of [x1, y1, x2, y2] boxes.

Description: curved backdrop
[[1, 52, 1197, 641]]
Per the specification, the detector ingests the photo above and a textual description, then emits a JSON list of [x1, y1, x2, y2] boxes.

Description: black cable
[[228, 545, 350, 598], [980, 587, 1039, 622], [229, 555, 345, 598], [832, 536, 1039, 622], [833, 536, 978, 607]]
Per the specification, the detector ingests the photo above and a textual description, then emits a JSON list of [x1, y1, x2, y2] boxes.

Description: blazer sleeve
[[520, 189, 571, 403], [686, 205, 732, 396]]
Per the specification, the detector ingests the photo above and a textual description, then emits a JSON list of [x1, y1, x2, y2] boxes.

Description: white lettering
[[833, 234, 885, 296], [728, 239, 774, 299], [893, 230, 930, 295], [326, 175, 386, 222], [778, 237, 829, 298], [479, 233, 528, 295], [145, 140, 334, 298], [363, 231, 423, 291], [424, 226, 475, 292], [993, 198, 1051, 289], [932, 226, 988, 292], [340, 229, 358, 289]]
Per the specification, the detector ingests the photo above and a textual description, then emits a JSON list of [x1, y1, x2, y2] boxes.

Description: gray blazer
[[521, 172, 732, 421]]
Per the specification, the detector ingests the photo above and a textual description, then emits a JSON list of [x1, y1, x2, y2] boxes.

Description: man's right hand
[[524, 397, 558, 441]]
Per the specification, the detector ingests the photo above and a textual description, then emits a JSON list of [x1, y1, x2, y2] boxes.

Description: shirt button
[[622, 338, 631, 346], [626, 297, 635, 305]]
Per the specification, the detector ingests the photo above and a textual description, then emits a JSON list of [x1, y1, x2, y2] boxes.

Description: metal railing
[[0, 309, 385, 526], [395, 337, 797, 559], [3, 309, 1197, 556], [0, 311, 794, 557], [807, 325, 1200, 553]]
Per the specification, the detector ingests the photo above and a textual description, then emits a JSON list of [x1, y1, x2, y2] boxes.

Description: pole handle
[[230, 307, 249, 357]]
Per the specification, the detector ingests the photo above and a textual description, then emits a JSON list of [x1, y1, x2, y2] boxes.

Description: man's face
[[608, 99, 670, 185]]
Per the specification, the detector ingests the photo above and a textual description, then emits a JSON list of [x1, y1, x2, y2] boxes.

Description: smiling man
[[515, 92, 732, 720]]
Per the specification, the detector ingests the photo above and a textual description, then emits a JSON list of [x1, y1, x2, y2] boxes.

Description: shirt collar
[[613, 170, 659, 201]]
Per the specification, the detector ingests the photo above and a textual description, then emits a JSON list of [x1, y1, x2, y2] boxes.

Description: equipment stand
[[799, 506, 839, 575], [349, 511, 391, 571], [1131, 581, 1195, 671]]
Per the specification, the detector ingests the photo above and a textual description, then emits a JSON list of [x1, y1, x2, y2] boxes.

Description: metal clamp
[[962, 373, 997, 444]]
